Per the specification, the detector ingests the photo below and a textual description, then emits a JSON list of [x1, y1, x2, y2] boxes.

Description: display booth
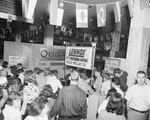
[[4, 41, 67, 79]]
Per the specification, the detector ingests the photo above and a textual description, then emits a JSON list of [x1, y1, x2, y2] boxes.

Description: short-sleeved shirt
[[46, 76, 62, 93], [125, 84, 150, 111]]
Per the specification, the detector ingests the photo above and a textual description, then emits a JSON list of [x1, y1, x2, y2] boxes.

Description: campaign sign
[[65, 46, 93, 69]]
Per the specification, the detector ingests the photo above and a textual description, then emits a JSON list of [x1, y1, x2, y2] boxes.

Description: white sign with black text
[[65, 46, 93, 69]]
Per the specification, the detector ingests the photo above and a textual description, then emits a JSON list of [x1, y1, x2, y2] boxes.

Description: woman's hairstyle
[[37, 69, 44, 75], [103, 73, 111, 80], [34, 67, 40, 74], [2, 61, 8, 68], [106, 88, 117, 99], [6, 91, 22, 106], [113, 68, 121, 75], [9, 65, 18, 77], [106, 92, 124, 115], [17, 68, 24, 74], [111, 77, 120, 86], [40, 85, 53, 98], [95, 68, 102, 74], [52, 70, 58, 76], [26, 95, 47, 116], [24, 70, 36, 84]]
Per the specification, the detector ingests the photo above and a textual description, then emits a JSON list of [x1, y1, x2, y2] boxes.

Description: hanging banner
[[50, 0, 64, 26], [65, 46, 93, 69], [96, 4, 106, 27], [76, 3, 88, 28]]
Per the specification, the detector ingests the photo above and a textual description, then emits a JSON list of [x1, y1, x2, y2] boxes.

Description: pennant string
[[60, 0, 124, 6]]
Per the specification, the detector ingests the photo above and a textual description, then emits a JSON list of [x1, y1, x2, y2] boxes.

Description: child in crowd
[[17, 63, 23, 70], [111, 77, 124, 98], [94, 69, 103, 93], [101, 73, 111, 96], [17, 69, 25, 85], [2, 91, 26, 120]]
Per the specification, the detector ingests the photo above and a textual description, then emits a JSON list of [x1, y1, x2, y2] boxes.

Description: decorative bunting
[[76, 3, 88, 28], [127, 0, 134, 17], [113, 2, 121, 23], [50, 0, 64, 26], [96, 4, 106, 27]]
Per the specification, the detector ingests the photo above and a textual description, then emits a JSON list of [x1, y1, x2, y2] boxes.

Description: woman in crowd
[[25, 95, 48, 120], [3, 92, 24, 120], [98, 92, 126, 120]]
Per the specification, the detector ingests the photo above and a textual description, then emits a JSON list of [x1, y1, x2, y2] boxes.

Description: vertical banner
[[65, 46, 93, 69], [127, 0, 134, 17], [22, 0, 37, 19], [113, 1, 121, 23], [96, 4, 106, 27], [76, 3, 88, 28], [50, 0, 64, 26]]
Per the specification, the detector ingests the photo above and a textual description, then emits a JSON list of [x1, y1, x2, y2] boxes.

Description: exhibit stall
[[4, 41, 67, 79]]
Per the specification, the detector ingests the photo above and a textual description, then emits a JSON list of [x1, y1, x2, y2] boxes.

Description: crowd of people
[[0, 60, 150, 120]]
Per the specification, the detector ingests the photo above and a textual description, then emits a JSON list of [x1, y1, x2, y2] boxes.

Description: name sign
[[40, 48, 65, 61], [65, 46, 93, 69]]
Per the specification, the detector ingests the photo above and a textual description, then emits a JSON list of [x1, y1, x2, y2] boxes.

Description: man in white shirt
[[46, 70, 62, 93], [125, 71, 150, 120]]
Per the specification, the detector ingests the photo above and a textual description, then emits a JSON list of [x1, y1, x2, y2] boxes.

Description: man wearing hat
[[49, 70, 87, 120]]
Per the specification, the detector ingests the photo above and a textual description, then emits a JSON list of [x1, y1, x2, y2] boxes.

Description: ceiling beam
[[0, 12, 33, 23]]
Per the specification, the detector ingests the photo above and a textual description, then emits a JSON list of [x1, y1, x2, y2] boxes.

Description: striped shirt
[[49, 85, 87, 118]]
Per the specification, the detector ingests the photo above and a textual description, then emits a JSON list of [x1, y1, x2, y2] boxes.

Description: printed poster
[[65, 46, 93, 70], [9, 56, 29, 68]]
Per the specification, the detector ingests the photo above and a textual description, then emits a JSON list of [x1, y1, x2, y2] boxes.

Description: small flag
[[96, 4, 106, 27], [127, 0, 134, 17], [113, 2, 121, 23], [76, 3, 88, 28], [68, 29, 73, 36], [61, 26, 66, 32], [50, 0, 64, 26], [140, 0, 150, 10]]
